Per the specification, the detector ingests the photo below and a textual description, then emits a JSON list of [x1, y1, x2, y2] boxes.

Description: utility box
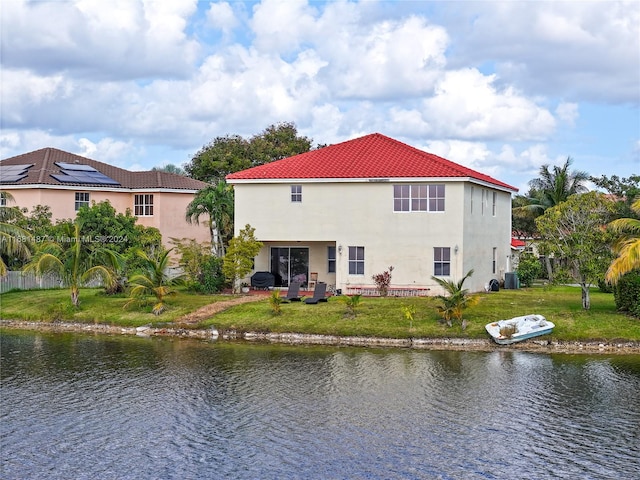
[[504, 272, 519, 289]]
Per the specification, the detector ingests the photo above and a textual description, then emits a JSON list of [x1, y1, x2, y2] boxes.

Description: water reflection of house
[[227, 133, 518, 295]]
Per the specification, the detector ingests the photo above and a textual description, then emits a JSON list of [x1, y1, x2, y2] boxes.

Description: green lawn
[[1, 285, 638, 342]]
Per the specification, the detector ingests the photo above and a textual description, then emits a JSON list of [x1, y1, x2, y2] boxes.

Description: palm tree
[[125, 248, 184, 315], [528, 157, 590, 211], [431, 269, 478, 329], [23, 220, 119, 306], [185, 181, 234, 257], [606, 197, 640, 284], [0, 191, 32, 276], [518, 157, 590, 281]]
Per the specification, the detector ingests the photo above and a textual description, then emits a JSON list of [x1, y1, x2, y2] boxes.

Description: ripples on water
[[1, 331, 639, 480]]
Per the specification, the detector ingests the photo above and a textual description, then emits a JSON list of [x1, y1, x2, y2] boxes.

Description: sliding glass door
[[270, 247, 309, 287]]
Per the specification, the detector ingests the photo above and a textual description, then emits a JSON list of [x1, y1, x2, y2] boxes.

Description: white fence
[[0, 271, 103, 294]]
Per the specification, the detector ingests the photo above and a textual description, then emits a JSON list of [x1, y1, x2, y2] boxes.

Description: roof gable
[[0, 148, 208, 191], [226, 133, 517, 191]]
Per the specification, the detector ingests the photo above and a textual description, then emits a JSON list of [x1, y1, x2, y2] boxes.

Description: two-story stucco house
[[226, 133, 518, 295], [0, 148, 210, 247]]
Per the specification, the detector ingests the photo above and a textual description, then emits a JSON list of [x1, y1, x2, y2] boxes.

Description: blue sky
[[1, 0, 638, 192]]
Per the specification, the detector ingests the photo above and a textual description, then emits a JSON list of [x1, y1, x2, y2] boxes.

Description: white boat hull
[[485, 314, 554, 345]]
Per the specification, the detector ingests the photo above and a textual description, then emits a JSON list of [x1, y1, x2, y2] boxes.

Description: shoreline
[[2, 320, 640, 355]]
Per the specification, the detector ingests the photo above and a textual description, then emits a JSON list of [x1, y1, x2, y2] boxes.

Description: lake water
[[1, 330, 639, 480]]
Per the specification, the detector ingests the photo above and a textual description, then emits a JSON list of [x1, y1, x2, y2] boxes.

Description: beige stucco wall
[[232, 180, 513, 294], [2, 186, 209, 247]]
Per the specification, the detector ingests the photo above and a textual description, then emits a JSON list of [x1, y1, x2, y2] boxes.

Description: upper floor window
[[0, 192, 6, 207], [433, 247, 451, 276], [394, 184, 445, 212], [327, 246, 336, 273], [348, 246, 365, 275], [291, 185, 302, 202], [135, 194, 154, 216], [75, 192, 90, 211], [492, 192, 497, 216]]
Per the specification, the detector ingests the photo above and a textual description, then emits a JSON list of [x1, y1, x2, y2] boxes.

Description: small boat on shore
[[485, 314, 554, 345]]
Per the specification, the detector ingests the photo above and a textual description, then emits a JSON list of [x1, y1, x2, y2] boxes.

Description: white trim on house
[[1, 184, 201, 194], [228, 176, 515, 193]]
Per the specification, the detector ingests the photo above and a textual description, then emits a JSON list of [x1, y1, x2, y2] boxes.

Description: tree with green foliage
[[0, 192, 32, 275], [23, 220, 120, 306], [170, 237, 225, 293], [431, 269, 478, 329], [185, 122, 313, 183], [590, 174, 640, 218], [606, 197, 640, 285], [125, 248, 184, 315], [222, 224, 263, 293], [535, 192, 617, 310], [74, 200, 162, 292], [515, 157, 591, 280], [75, 201, 162, 256], [185, 181, 234, 257]]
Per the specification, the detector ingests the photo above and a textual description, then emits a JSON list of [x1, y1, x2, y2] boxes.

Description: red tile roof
[[511, 238, 526, 248], [0, 148, 208, 191], [227, 133, 517, 191]]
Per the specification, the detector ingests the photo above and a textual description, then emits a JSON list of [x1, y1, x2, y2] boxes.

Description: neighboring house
[[0, 148, 210, 247], [226, 133, 518, 295]]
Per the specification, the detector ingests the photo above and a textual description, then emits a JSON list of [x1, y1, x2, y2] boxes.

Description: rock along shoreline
[[2, 319, 639, 355]]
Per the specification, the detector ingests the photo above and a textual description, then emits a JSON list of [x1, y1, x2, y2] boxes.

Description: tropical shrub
[[613, 270, 640, 318], [516, 253, 542, 287], [222, 224, 263, 293], [269, 289, 283, 315], [431, 269, 479, 329], [341, 294, 362, 318], [125, 248, 184, 315], [372, 266, 394, 296]]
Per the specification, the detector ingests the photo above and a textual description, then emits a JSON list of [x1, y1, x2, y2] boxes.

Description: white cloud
[[206, 2, 238, 35], [1, 0, 200, 79], [555, 103, 579, 126], [446, 1, 640, 103], [408, 68, 557, 141]]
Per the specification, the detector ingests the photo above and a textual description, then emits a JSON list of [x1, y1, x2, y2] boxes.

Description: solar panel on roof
[[0, 164, 33, 183], [54, 162, 98, 172], [52, 169, 120, 185]]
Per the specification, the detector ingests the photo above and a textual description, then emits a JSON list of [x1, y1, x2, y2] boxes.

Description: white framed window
[[75, 192, 90, 211], [433, 247, 451, 276], [328, 246, 336, 273], [134, 194, 154, 216], [291, 185, 302, 202], [0, 192, 6, 207], [492, 192, 497, 216], [348, 246, 365, 275], [394, 184, 445, 212]]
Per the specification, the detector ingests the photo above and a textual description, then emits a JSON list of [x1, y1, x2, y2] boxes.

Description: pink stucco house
[[0, 148, 210, 247]]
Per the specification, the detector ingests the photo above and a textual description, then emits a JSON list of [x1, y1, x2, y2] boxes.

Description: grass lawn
[[1, 285, 639, 342]]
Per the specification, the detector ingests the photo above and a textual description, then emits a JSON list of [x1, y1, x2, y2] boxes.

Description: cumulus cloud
[[1, 0, 200, 79], [446, 1, 640, 103], [391, 68, 557, 142]]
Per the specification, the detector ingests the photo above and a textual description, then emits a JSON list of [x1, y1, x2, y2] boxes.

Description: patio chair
[[304, 282, 328, 304], [283, 281, 302, 302]]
